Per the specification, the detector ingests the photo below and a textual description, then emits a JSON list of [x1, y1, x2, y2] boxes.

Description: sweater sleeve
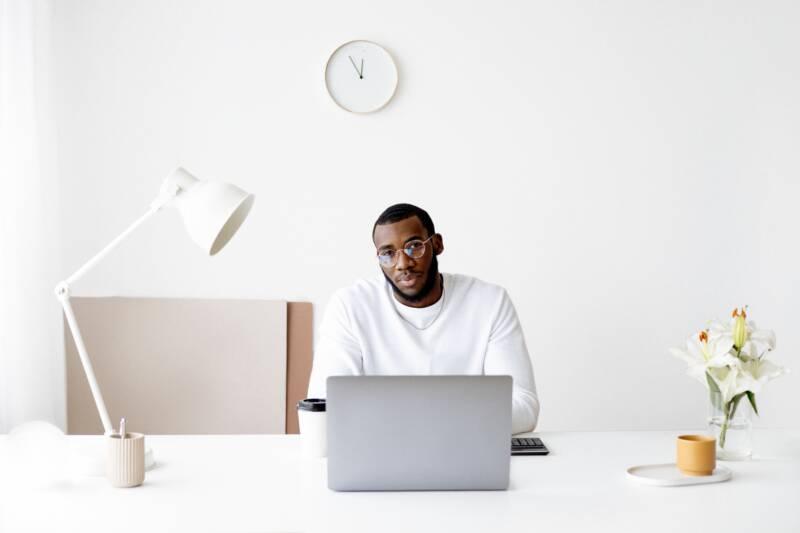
[[307, 290, 364, 399], [483, 289, 540, 434]]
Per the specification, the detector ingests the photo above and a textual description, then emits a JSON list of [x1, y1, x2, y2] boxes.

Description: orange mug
[[677, 435, 716, 476]]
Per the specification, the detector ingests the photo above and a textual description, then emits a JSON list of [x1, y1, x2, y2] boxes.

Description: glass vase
[[707, 391, 753, 460]]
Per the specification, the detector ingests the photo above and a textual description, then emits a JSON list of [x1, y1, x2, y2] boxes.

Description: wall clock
[[324, 40, 398, 113]]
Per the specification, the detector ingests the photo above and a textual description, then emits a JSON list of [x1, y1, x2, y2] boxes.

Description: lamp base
[[145, 446, 156, 470]]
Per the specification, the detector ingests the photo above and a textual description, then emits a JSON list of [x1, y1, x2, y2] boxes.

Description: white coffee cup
[[297, 399, 326, 458]]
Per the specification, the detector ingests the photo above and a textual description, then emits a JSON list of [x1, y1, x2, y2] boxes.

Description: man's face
[[373, 216, 444, 303]]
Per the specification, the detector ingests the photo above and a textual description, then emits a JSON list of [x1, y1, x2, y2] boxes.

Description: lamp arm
[[60, 187, 177, 289], [57, 295, 113, 433], [54, 184, 180, 435]]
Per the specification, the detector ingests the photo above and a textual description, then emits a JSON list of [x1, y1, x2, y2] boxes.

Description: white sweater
[[308, 273, 540, 434]]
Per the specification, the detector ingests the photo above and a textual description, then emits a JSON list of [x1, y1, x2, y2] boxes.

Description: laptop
[[326, 375, 512, 491]]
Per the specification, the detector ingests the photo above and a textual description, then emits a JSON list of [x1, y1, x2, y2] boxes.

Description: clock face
[[325, 40, 398, 113]]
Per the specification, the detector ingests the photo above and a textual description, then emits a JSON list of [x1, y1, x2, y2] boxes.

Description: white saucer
[[626, 463, 732, 486]]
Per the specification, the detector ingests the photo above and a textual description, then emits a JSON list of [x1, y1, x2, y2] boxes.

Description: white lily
[[670, 330, 738, 387], [734, 358, 787, 397], [709, 309, 777, 361], [739, 322, 776, 360], [707, 320, 733, 347], [707, 365, 741, 405]]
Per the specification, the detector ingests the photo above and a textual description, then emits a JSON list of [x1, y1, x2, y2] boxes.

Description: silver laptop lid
[[327, 375, 512, 491]]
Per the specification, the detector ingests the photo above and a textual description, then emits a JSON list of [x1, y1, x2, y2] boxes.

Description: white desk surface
[[2, 430, 799, 533]]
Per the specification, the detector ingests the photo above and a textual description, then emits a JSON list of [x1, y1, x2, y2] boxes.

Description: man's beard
[[384, 255, 440, 304]]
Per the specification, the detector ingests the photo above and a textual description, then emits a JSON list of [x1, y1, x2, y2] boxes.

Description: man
[[308, 203, 540, 434]]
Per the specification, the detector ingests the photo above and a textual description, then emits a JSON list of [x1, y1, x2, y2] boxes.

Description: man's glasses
[[377, 235, 434, 267]]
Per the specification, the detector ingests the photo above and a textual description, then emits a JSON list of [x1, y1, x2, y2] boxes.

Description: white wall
[[51, 0, 799, 431]]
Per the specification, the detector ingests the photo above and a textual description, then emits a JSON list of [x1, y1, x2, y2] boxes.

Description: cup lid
[[297, 398, 326, 412]]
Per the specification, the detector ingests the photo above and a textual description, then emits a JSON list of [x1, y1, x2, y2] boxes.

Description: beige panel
[[286, 302, 313, 434], [66, 297, 287, 435]]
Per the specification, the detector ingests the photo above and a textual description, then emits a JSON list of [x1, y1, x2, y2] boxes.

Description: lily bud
[[732, 307, 747, 350]]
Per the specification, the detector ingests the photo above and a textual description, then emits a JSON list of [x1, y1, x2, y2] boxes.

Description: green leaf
[[728, 392, 746, 420], [746, 391, 759, 416], [708, 390, 723, 411], [706, 372, 723, 410], [706, 372, 721, 393]]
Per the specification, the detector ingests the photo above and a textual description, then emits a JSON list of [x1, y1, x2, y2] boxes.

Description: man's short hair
[[373, 203, 436, 239]]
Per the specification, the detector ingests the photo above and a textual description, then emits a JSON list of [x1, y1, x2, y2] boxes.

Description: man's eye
[[406, 242, 424, 252], [378, 250, 395, 258]]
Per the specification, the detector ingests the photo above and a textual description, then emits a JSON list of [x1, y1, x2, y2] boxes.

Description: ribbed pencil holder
[[106, 432, 145, 488]]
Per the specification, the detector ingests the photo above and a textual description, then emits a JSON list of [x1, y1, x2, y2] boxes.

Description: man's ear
[[434, 234, 444, 255]]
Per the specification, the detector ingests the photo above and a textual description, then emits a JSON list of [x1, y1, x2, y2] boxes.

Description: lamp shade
[[168, 168, 255, 255]]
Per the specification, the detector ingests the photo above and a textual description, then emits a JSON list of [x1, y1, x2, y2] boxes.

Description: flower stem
[[719, 393, 745, 450], [720, 403, 730, 449]]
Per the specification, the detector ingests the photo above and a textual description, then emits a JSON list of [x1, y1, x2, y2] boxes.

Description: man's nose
[[395, 250, 414, 270]]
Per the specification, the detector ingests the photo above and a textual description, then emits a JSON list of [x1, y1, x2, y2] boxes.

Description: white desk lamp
[[55, 167, 254, 471]]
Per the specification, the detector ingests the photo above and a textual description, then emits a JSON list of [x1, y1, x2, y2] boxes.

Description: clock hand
[[348, 55, 362, 78], [360, 58, 364, 79]]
